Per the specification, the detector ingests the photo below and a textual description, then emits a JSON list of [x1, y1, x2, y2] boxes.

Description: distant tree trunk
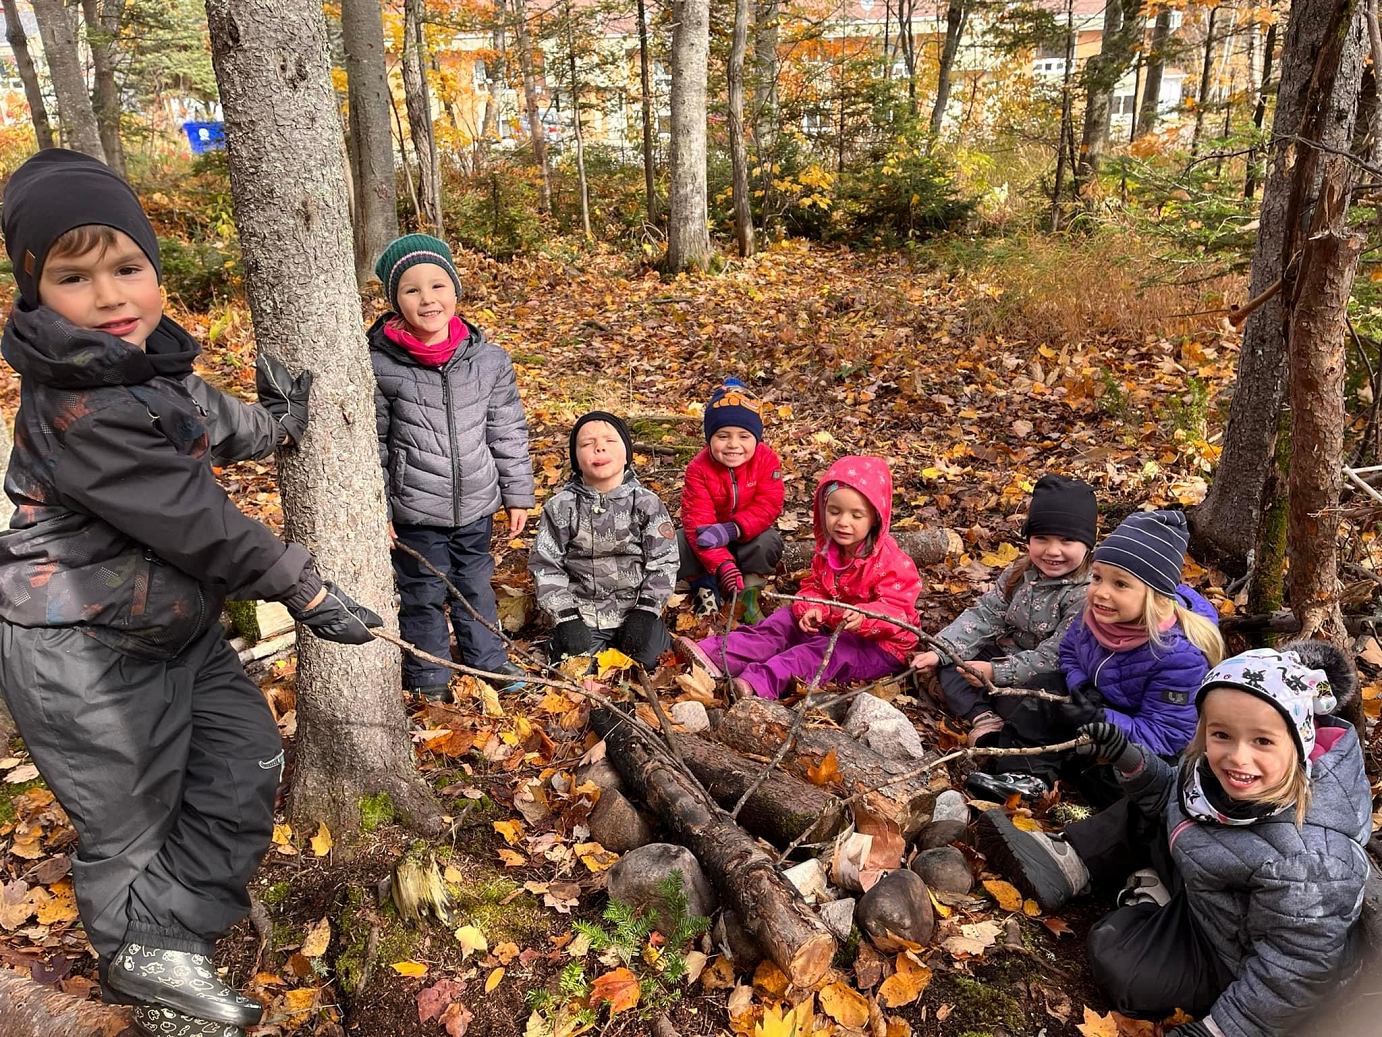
[[564, 0, 591, 241], [1136, 6, 1171, 137], [480, 0, 507, 140], [1077, 0, 1139, 179], [637, 0, 658, 224], [78, 0, 124, 177], [341, 0, 399, 286], [1050, 0, 1075, 232], [666, 0, 711, 272], [929, 0, 967, 139], [402, 0, 442, 232], [1243, 20, 1277, 198], [2, 0, 54, 149], [1190, 0, 1366, 571], [30, 0, 106, 161], [1367, 0, 1382, 161], [753, 0, 779, 233], [204, 0, 441, 844], [728, 0, 754, 256], [900, 0, 917, 113], [512, 0, 551, 214], [1191, 6, 1220, 153]]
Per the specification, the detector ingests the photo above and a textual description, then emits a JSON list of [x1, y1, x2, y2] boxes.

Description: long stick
[[637, 666, 687, 770]]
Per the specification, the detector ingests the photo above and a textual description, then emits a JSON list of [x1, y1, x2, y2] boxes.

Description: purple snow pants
[[696, 606, 901, 700]]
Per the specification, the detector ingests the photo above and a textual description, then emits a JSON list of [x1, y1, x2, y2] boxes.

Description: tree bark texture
[[728, 0, 755, 257], [712, 697, 937, 839], [79, 0, 124, 177], [2, 0, 54, 149], [753, 0, 778, 152], [929, 0, 967, 138], [204, 0, 440, 844], [0, 969, 131, 1035], [480, 0, 508, 140], [341, 0, 399, 286], [779, 528, 960, 573], [564, 0, 592, 241], [1136, 7, 1171, 138], [511, 0, 551, 214], [667, 0, 712, 271], [403, 0, 443, 233], [1077, 0, 1138, 179], [592, 707, 836, 987], [636, 0, 658, 224], [1191, 6, 1220, 153], [1049, 0, 1075, 232], [30, 0, 105, 161], [1191, 0, 1366, 571]]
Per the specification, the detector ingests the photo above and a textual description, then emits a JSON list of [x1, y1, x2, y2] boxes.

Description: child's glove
[[1164, 1022, 1216, 1037], [715, 560, 744, 596], [618, 609, 662, 657], [256, 353, 314, 446], [1075, 721, 1143, 773], [549, 613, 593, 659], [1054, 681, 1104, 728], [291, 582, 383, 645], [695, 522, 739, 550]]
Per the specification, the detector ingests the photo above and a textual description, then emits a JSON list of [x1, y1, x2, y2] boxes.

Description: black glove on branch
[[291, 582, 382, 645], [1165, 1022, 1217, 1037], [256, 353, 314, 447], [618, 609, 661, 656], [1055, 681, 1105, 728], [1075, 721, 1144, 773], [549, 615, 593, 659]]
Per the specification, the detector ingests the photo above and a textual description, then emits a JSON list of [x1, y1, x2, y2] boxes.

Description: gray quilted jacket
[[937, 560, 1089, 686], [1121, 718, 1372, 1037], [528, 470, 678, 630], [370, 315, 535, 528]]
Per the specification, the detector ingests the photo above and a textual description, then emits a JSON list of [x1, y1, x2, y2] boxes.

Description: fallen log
[[1220, 611, 1380, 635], [780, 529, 961, 573], [713, 698, 936, 839], [0, 969, 133, 1036], [679, 734, 847, 847], [591, 707, 836, 987]]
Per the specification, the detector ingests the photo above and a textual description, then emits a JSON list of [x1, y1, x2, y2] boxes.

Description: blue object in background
[[182, 121, 226, 154]]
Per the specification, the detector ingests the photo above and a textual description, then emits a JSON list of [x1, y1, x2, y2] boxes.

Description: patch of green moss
[[261, 882, 292, 908], [831, 925, 861, 970], [0, 777, 47, 825], [448, 859, 545, 943], [956, 1031, 994, 1037], [358, 792, 395, 834], [224, 599, 260, 641], [451, 795, 507, 856], [933, 974, 1025, 1033]]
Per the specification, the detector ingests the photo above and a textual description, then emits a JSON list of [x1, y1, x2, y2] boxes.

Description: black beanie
[[1092, 509, 1189, 598], [2, 149, 162, 307], [569, 411, 633, 472], [1021, 474, 1098, 548]]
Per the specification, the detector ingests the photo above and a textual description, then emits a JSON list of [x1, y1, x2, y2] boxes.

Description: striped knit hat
[[374, 233, 462, 309], [1091, 509, 1189, 597]]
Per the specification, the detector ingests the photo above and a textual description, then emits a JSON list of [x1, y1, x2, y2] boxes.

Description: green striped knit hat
[[374, 233, 462, 309]]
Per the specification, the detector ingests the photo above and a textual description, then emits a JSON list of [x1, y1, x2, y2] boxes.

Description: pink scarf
[[383, 315, 467, 367], [1084, 606, 1176, 652]]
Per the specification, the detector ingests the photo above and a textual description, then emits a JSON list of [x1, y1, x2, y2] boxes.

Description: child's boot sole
[[974, 809, 1077, 913]]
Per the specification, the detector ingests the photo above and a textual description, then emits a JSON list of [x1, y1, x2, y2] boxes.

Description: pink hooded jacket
[[791, 456, 921, 660]]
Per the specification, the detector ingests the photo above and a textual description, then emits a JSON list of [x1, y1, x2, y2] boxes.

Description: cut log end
[[789, 932, 837, 988]]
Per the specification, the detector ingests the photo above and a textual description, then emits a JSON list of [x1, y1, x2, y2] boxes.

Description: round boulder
[[909, 846, 973, 895], [587, 789, 655, 854], [857, 869, 935, 952], [607, 843, 718, 934]]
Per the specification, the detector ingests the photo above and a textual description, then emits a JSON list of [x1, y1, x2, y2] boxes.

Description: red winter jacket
[[681, 443, 785, 574], [791, 456, 921, 660]]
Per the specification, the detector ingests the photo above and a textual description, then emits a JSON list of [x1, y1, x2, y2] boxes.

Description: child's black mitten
[[1074, 721, 1143, 773], [256, 353, 314, 446], [617, 609, 661, 657], [1054, 681, 1105, 728], [550, 613, 594, 659], [291, 582, 383, 645]]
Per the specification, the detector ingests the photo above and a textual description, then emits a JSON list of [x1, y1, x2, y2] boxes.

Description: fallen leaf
[[674, 667, 717, 702], [498, 848, 527, 867], [983, 879, 1023, 912], [575, 841, 618, 872], [272, 823, 297, 856], [1012, 814, 1042, 832], [485, 966, 505, 993], [300, 917, 330, 958], [589, 967, 640, 1016], [1042, 917, 1074, 938], [0, 880, 37, 930], [1076, 1005, 1122, 1037], [440, 1000, 474, 1037], [752, 959, 789, 997], [391, 960, 429, 977], [282, 987, 318, 1014], [34, 886, 77, 926], [494, 941, 520, 965], [878, 954, 931, 1008], [4, 763, 38, 783], [493, 819, 524, 845], [309, 822, 332, 857], [819, 981, 870, 1027], [806, 749, 840, 786], [683, 949, 708, 985], [941, 920, 1002, 957], [1023, 898, 1042, 916], [595, 647, 635, 677], [755, 996, 814, 1037], [885, 1017, 913, 1037], [701, 954, 736, 990], [455, 925, 488, 959], [417, 978, 466, 1023], [726, 983, 754, 1019]]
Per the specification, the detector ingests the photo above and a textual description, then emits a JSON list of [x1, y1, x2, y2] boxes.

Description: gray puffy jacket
[[1122, 718, 1372, 1037], [370, 315, 535, 528]]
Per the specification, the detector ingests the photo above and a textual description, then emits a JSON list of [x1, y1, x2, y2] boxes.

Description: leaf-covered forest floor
[[1, 239, 1376, 1037]]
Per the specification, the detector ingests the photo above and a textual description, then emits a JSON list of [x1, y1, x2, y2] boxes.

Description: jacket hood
[[565, 468, 643, 498], [367, 311, 484, 367], [2, 304, 198, 388], [1175, 582, 1220, 624], [1301, 717, 1372, 844], [812, 455, 894, 548]]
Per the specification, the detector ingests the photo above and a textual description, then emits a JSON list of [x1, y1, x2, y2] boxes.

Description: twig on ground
[[248, 893, 272, 970], [636, 667, 687, 770], [713, 587, 739, 701], [806, 665, 920, 712], [987, 686, 1070, 703]]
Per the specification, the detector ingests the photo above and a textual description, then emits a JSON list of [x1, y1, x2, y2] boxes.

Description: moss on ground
[[358, 792, 396, 834], [0, 777, 47, 825], [932, 974, 1025, 1033], [261, 882, 292, 908], [446, 856, 546, 944]]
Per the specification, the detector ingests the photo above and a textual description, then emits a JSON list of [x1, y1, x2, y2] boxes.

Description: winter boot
[[491, 661, 529, 694], [131, 1005, 246, 1037], [964, 769, 1050, 803], [966, 711, 1004, 747], [975, 809, 1090, 913], [410, 683, 451, 703], [109, 944, 264, 1027], [675, 636, 724, 679]]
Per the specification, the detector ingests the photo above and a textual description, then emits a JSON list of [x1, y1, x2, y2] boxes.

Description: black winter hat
[[569, 410, 633, 473], [1021, 473, 1098, 547], [1092, 509, 1189, 598], [2, 149, 161, 307]]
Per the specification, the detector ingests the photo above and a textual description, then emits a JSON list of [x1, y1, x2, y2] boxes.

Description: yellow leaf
[[493, 819, 524, 845], [272, 823, 297, 855], [300, 916, 331, 958], [480, 682, 503, 717], [1023, 898, 1042, 916], [979, 542, 1021, 568], [575, 841, 619, 872], [455, 924, 489, 959], [1012, 814, 1041, 832], [878, 953, 931, 1008], [390, 960, 428, 977], [283, 987, 318, 1012], [34, 888, 77, 925], [1075, 1005, 1123, 1037], [589, 967, 641, 1016], [595, 647, 635, 676], [819, 981, 870, 1027], [885, 1017, 913, 1037], [444, 865, 464, 883], [310, 822, 332, 857], [984, 879, 1023, 913], [497, 848, 527, 867], [485, 966, 505, 993], [928, 889, 952, 919], [755, 996, 814, 1037], [752, 959, 790, 997]]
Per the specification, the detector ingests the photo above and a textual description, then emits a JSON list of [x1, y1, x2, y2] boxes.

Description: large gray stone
[[913, 818, 968, 850], [910, 846, 973, 895], [857, 869, 934, 952], [931, 789, 968, 824], [844, 693, 928, 761], [607, 843, 718, 934], [818, 897, 857, 942], [669, 700, 711, 734], [587, 789, 655, 854], [576, 754, 625, 794]]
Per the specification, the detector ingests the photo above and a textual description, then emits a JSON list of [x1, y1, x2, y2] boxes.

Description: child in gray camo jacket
[[528, 412, 679, 670]]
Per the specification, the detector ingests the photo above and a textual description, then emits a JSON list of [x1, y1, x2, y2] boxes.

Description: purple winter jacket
[[1058, 583, 1219, 757]]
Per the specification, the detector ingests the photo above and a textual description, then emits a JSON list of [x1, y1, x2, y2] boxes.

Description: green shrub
[[157, 234, 241, 310], [442, 163, 546, 260], [831, 133, 976, 247]]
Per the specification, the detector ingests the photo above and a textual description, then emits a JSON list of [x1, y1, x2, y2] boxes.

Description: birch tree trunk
[[929, 0, 966, 139], [341, 0, 399, 285], [30, 0, 106, 161], [666, 0, 712, 272], [1136, 7, 1171, 138], [511, 0, 551, 214], [728, 0, 754, 257], [79, 0, 124, 177], [403, 0, 443, 233], [203, 0, 441, 844], [1, 0, 54, 149]]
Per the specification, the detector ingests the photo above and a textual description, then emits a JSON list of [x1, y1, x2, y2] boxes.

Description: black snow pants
[[0, 621, 281, 998]]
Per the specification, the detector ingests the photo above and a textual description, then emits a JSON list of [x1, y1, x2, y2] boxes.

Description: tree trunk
[[204, 0, 441, 845], [592, 707, 836, 987], [2, 0, 54, 149], [1191, 6, 1220, 153], [1243, 20, 1277, 199], [752, 0, 779, 236], [79, 0, 124, 177], [1136, 7, 1171, 138], [902, 0, 917, 114], [402, 0, 442, 233], [929, 0, 966, 139], [1190, 0, 1367, 571], [480, 0, 507, 140], [511, 0, 551, 214], [30, 0, 106, 161], [1050, 0, 1075, 232], [1077, 0, 1138, 179], [779, 528, 960, 573], [666, 0, 712, 272], [1368, 0, 1382, 161], [341, 0, 399, 286], [564, 0, 591, 242], [728, 0, 754, 257], [636, 0, 658, 225], [0, 969, 131, 1035]]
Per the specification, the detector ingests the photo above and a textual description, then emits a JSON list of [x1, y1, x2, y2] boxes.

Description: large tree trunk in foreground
[[511, 0, 551, 214], [30, 0, 105, 161], [402, 0, 443, 232], [3, 0, 55, 150], [780, 528, 960, 573], [205, 0, 440, 844], [0, 969, 131, 1035], [666, 0, 712, 272], [341, 0, 399, 286], [1191, 0, 1367, 571], [727, 0, 755, 257], [79, 0, 125, 177], [593, 707, 836, 987], [713, 697, 936, 838], [929, 0, 967, 138], [680, 734, 846, 846]]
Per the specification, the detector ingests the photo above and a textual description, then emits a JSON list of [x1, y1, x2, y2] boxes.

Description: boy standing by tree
[[0, 149, 381, 1036]]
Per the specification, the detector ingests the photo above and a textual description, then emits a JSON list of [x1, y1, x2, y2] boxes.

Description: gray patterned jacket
[[528, 471, 678, 630], [937, 560, 1089, 686]]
